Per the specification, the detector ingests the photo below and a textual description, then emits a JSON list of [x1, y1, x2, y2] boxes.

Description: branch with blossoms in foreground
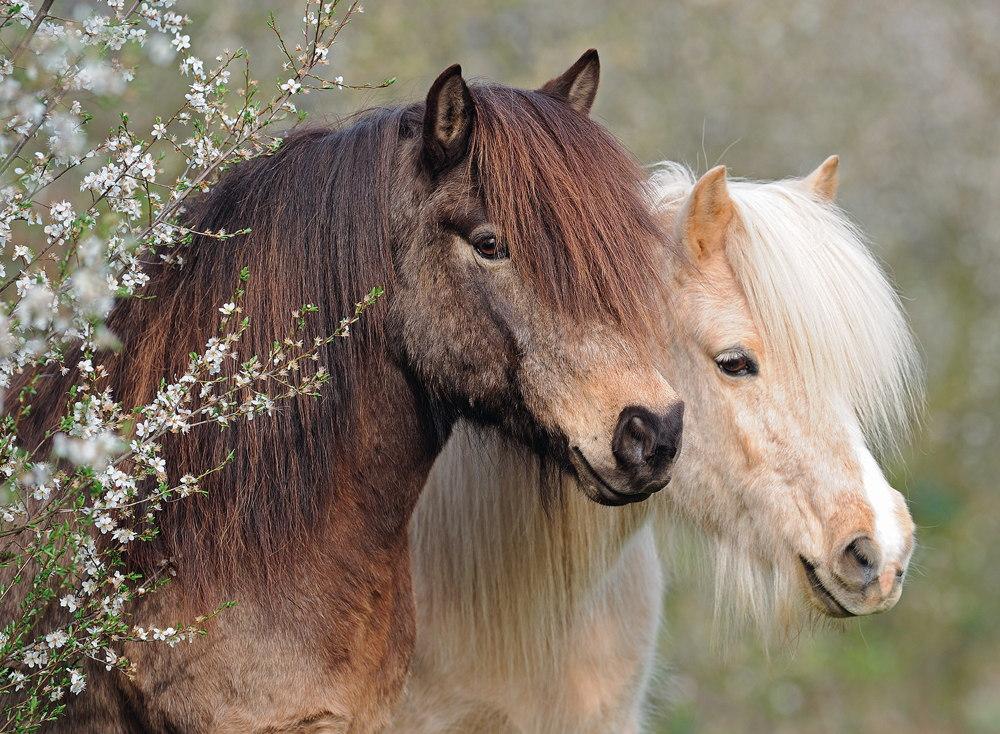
[[0, 1, 389, 730]]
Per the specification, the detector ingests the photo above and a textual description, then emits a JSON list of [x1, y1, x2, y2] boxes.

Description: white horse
[[390, 158, 923, 733]]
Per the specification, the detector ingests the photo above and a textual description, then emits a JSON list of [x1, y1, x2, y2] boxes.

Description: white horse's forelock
[[650, 162, 924, 457]]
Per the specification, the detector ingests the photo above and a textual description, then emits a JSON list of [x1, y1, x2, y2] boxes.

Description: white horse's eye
[[715, 349, 758, 377]]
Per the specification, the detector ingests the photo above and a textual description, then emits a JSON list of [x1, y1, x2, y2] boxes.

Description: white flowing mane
[[649, 162, 923, 456]]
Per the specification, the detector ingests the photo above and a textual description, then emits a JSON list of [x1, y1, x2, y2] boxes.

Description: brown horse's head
[[391, 53, 681, 504]]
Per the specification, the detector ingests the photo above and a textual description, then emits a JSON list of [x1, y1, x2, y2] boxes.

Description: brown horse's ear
[[423, 64, 474, 176], [539, 49, 600, 116], [680, 165, 734, 260], [801, 155, 839, 201]]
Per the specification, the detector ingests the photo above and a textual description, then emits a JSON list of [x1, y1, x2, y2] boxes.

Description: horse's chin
[[798, 556, 856, 618], [585, 486, 653, 507], [568, 447, 655, 506]]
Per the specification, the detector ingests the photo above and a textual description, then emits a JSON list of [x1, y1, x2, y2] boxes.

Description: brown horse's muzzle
[[569, 400, 684, 506], [612, 402, 684, 492]]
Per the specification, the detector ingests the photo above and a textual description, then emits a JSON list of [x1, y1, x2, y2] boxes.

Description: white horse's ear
[[801, 155, 839, 201], [680, 165, 734, 260]]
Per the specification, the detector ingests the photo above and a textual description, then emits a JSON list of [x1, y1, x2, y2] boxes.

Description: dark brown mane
[[7, 83, 666, 596], [119, 112, 415, 592], [10, 112, 412, 595], [470, 84, 665, 340]]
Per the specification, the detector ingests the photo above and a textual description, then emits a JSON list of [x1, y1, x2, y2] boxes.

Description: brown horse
[[3, 52, 683, 732]]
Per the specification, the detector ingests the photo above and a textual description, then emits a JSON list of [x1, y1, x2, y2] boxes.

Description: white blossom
[[15, 282, 56, 330], [45, 630, 69, 649], [69, 669, 86, 695], [23, 647, 49, 669], [93, 513, 116, 534]]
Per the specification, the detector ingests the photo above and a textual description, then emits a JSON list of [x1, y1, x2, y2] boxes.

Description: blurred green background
[[97, 0, 1000, 731]]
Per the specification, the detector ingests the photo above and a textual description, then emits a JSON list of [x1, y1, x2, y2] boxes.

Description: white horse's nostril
[[832, 535, 880, 591], [878, 563, 903, 598]]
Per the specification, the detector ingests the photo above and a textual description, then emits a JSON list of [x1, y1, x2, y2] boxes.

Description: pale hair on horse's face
[[653, 159, 920, 625]]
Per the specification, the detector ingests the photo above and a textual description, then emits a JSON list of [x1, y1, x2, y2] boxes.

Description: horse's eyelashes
[[477, 236, 497, 257], [715, 349, 758, 377], [472, 234, 508, 260]]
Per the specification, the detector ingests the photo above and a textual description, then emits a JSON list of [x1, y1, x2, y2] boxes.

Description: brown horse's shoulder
[[110, 556, 414, 732]]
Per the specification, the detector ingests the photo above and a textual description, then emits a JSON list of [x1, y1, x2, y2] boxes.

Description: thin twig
[[8, 0, 55, 65], [0, 80, 68, 178]]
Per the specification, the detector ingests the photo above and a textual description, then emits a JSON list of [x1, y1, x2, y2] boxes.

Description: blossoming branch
[[0, 1, 386, 729]]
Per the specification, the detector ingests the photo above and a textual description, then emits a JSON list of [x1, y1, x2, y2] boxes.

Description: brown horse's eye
[[472, 234, 507, 260], [715, 349, 758, 377]]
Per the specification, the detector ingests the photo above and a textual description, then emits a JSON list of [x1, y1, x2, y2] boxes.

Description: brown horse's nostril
[[835, 535, 881, 590], [612, 403, 684, 475]]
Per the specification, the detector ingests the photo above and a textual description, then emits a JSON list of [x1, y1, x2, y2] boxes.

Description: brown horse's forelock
[[7, 88, 667, 595], [469, 84, 668, 344]]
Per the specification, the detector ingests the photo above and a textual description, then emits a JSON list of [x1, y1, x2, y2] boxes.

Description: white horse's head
[[651, 158, 922, 627]]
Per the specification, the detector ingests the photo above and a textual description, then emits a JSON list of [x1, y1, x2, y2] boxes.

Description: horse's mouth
[[799, 556, 855, 618], [569, 447, 653, 506]]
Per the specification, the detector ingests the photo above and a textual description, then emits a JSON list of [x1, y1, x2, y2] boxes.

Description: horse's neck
[[410, 424, 657, 670], [156, 359, 445, 725], [327, 361, 445, 539]]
